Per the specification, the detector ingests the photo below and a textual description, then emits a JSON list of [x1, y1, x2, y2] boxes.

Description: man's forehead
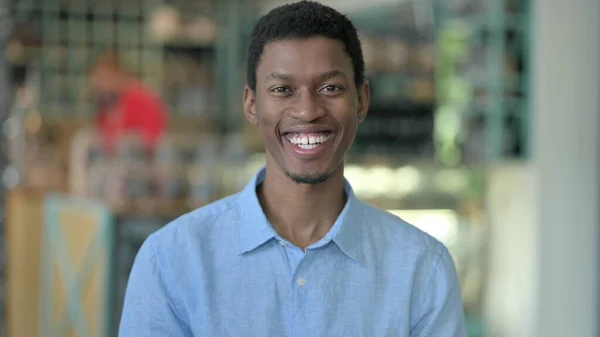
[[257, 37, 352, 77], [261, 36, 346, 55]]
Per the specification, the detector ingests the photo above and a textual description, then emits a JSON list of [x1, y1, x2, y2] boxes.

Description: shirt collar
[[236, 167, 364, 264], [236, 168, 277, 254]]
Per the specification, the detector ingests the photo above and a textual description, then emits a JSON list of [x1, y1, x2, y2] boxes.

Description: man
[[119, 1, 466, 336], [89, 51, 167, 153]]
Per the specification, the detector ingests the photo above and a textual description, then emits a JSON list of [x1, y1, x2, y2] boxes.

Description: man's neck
[[258, 163, 347, 250]]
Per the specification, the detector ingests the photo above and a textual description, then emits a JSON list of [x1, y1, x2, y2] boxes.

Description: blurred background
[[0, 0, 598, 336]]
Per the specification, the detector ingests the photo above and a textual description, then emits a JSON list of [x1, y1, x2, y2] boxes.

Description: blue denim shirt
[[119, 168, 466, 336]]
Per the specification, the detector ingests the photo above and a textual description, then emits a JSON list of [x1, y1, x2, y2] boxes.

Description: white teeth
[[288, 133, 333, 146]]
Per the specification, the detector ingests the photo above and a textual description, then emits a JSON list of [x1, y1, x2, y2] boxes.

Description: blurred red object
[[90, 51, 167, 152], [95, 85, 166, 152]]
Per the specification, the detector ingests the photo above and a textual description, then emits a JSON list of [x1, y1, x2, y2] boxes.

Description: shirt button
[[296, 278, 306, 287], [279, 241, 286, 246]]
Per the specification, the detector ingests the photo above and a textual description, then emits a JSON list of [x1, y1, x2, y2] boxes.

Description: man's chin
[[285, 171, 331, 185]]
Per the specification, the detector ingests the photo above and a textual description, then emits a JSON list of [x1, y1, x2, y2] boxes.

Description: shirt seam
[[411, 242, 445, 329], [148, 236, 192, 333]]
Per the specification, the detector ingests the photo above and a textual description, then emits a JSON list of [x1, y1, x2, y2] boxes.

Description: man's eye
[[322, 85, 340, 92], [272, 87, 290, 93]]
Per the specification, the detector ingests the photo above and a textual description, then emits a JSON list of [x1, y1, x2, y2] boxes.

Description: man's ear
[[357, 80, 370, 123], [243, 85, 258, 125]]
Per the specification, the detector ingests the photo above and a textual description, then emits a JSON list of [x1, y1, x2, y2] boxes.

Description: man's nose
[[288, 88, 326, 122]]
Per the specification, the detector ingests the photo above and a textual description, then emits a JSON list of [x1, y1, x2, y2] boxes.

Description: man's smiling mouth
[[283, 131, 334, 150]]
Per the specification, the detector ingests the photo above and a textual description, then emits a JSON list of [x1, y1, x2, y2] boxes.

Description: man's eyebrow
[[264, 70, 348, 82], [317, 70, 347, 81], [265, 72, 291, 81]]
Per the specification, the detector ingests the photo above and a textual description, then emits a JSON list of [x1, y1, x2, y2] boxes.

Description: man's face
[[244, 37, 369, 184]]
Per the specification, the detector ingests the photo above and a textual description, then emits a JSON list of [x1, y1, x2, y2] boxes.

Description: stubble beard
[[285, 171, 332, 185]]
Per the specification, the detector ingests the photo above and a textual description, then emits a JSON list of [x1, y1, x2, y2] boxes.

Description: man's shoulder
[[356, 201, 454, 286], [146, 193, 243, 251], [356, 200, 445, 255]]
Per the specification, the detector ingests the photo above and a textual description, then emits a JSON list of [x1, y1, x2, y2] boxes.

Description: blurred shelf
[[111, 200, 193, 218], [348, 4, 434, 38], [367, 70, 434, 79], [163, 39, 215, 49], [447, 12, 525, 32], [167, 116, 216, 132]]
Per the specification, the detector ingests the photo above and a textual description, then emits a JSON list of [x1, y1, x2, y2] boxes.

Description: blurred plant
[[434, 20, 473, 167]]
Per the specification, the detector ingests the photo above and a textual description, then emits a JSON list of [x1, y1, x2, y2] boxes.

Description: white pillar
[[485, 163, 538, 337], [484, 1, 600, 336], [530, 0, 600, 336]]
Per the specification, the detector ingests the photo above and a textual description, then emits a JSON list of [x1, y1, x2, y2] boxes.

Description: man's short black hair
[[246, 0, 365, 92]]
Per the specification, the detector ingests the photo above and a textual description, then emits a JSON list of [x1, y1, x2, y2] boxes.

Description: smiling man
[[119, 1, 466, 336]]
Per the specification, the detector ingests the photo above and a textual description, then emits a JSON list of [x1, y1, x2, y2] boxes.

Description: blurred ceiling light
[[393, 165, 421, 195], [2, 166, 19, 189], [344, 165, 369, 195], [346, 164, 423, 198], [3, 117, 19, 140], [149, 5, 181, 42], [388, 209, 459, 246], [369, 165, 396, 196]]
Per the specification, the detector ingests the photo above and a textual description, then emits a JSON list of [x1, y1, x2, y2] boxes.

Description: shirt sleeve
[[410, 245, 467, 337], [119, 236, 191, 336]]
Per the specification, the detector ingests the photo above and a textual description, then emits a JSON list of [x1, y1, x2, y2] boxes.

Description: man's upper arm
[[119, 236, 190, 336], [410, 244, 467, 337]]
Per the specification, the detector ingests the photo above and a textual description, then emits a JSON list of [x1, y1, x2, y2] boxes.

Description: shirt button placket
[[292, 250, 310, 337]]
